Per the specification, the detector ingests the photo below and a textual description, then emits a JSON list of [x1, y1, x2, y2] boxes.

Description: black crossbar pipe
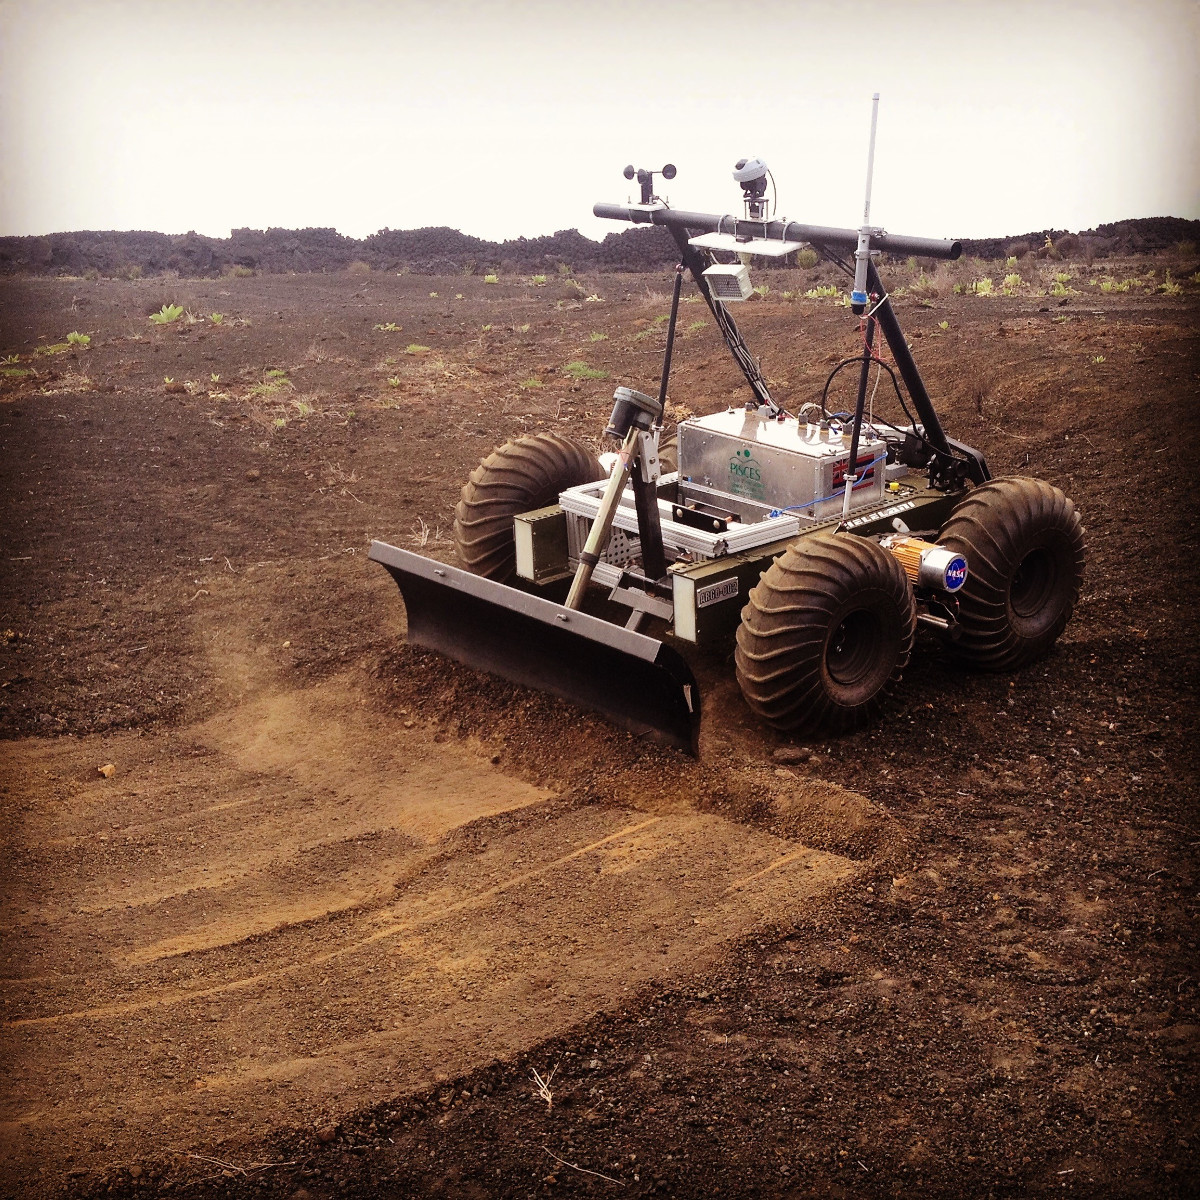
[[594, 203, 962, 261]]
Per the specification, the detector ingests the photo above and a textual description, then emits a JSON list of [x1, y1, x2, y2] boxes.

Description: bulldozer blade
[[369, 540, 701, 755]]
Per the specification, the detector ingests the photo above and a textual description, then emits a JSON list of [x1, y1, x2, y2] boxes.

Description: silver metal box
[[677, 408, 887, 519]]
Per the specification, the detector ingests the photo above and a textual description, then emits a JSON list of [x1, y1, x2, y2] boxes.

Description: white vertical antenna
[[850, 93, 881, 315]]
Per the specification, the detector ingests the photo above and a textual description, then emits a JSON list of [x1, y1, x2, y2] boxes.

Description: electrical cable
[[818, 355, 965, 464]]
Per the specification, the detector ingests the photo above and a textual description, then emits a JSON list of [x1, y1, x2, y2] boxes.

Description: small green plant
[[804, 284, 840, 299], [374, 322, 402, 332], [1006, 256, 1019, 269], [938, 320, 950, 331], [584, 294, 603, 303], [974, 277, 994, 296], [587, 331, 607, 342], [1048, 279, 1071, 297], [35, 342, 71, 355], [293, 399, 314, 417], [210, 373, 220, 383], [272, 417, 287, 428], [149, 303, 184, 325], [455, 293, 463, 300], [909, 272, 938, 298], [1002, 273, 1022, 292], [1099, 278, 1129, 293], [1054, 271, 1072, 284], [265, 368, 288, 379], [1092, 355, 1106, 364], [481, 323, 493, 331], [405, 344, 430, 355], [514, 323, 530, 333], [484, 274, 499, 284], [952, 283, 964, 295], [752, 284, 770, 298], [248, 373, 290, 398], [686, 319, 706, 333], [163, 375, 174, 384], [1160, 271, 1182, 297], [387, 376, 402, 388], [0, 366, 31, 378], [429, 292, 438, 298], [795, 248, 818, 269], [2, 354, 19, 364], [564, 360, 607, 381], [530, 275, 547, 286], [66, 331, 90, 347], [209, 312, 224, 325], [519, 377, 543, 389], [231, 264, 254, 278]]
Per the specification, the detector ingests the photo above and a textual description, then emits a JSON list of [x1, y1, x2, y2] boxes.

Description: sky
[[0, 0, 1197, 245]]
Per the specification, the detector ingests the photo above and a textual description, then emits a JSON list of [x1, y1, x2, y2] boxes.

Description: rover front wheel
[[454, 433, 603, 581], [735, 532, 917, 733]]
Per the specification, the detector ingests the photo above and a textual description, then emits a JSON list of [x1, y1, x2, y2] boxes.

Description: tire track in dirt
[[0, 632, 862, 1180]]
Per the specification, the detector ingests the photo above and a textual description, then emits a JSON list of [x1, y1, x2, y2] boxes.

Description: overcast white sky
[[1, 0, 1197, 244]]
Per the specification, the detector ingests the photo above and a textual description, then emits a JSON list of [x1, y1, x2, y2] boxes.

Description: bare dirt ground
[[0, 262, 1197, 1198]]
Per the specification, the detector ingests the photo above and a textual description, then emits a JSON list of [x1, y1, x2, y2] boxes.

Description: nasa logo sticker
[[944, 556, 968, 591]]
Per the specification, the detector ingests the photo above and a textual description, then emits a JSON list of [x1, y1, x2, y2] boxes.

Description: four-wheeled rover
[[370, 123, 1084, 754]]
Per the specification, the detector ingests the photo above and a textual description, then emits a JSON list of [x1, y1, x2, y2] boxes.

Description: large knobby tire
[[937, 476, 1085, 670], [735, 532, 917, 734], [657, 430, 678, 475], [454, 433, 603, 581]]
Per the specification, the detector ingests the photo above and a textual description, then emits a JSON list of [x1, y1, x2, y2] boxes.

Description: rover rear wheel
[[937, 476, 1085, 669]]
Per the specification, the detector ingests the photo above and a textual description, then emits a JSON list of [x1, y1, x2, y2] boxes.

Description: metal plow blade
[[368, 541, 701, 755]]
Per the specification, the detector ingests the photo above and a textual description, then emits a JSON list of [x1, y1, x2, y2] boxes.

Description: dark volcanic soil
[[1, 262, 1198, 1199]]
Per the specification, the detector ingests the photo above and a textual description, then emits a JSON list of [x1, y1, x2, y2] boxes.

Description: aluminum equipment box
[[677, 408, 887, 520]]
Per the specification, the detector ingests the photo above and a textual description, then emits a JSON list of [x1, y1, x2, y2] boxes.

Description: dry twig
[[541, 1146, 622, 1184], [531, 1065, 557, 1112]]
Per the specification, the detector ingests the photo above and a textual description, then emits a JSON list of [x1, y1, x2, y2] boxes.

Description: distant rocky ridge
[[0, 216, 1195, 278]]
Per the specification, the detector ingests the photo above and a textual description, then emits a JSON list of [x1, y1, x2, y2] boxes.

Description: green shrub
[[795, 249, 818, 269], [587, 331, 607, 342], [209, 312, 224, 324], [484, 274, 499, 284], [405, 344, 430, 355], [66, 331, 90, 347], [564, 360, 607, 380], [804, 284, 840, 299], [148, 303, 184, 325]]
